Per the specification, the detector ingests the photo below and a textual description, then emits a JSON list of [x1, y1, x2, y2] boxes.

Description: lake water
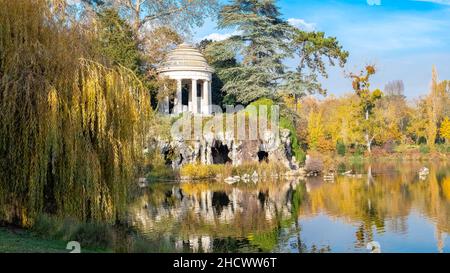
[[126, 161, 450, 253]]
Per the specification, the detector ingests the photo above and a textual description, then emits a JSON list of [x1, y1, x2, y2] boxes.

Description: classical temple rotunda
[[157, 43, 214, 115]]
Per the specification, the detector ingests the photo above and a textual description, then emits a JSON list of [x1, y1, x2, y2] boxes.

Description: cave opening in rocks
[[177, 153, 184, 166], [163, 149, 173, 166], [257, 151, 269, 163], [212, 142, 232, 164]]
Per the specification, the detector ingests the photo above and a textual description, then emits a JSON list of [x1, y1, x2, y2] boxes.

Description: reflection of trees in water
[[127, 162, 450, 253], [408, 165, 450, 252], [303, 161, 450, 252], [273, 183, 333, 253]]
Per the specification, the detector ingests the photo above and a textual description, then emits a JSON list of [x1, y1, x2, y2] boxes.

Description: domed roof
[[157, 43, 214, 73]]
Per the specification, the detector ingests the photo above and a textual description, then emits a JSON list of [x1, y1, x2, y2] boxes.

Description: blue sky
[[190, 0, 450, 99]]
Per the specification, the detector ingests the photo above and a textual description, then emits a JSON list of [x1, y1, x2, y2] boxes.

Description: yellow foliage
[[180, 164, 226, 180], [307, 110, 325, 150], [425, 67, 448, 149], [440, 117, 450, 141], [180, 162, 287, 180], [317, 138, 335, 152], [442, 178, 450, 201], [282, 94, 302, 116]]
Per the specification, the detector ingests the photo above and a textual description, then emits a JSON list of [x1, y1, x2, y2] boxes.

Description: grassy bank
[[0, 214, 112, 253], [0, 214, 177, 253], [0, 226, 107, 253]]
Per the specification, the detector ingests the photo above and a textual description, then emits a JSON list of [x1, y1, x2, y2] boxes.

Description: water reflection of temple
[[128, 179, 301, 252]]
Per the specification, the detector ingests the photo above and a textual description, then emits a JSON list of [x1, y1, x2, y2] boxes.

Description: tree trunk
[[132, 0, 141, 32], [365, 110, 371, 153], [366, 135, 372, 153], [367, 143, 371, 153]]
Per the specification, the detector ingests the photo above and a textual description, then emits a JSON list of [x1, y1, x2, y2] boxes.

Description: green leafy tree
[[284, 30, 348, 100], [206, 0, 347, 106], [96, 8, 183, 109], [200, 39, 238, 107], [212, 0, 292, 104], [96, 8, 142, 74]]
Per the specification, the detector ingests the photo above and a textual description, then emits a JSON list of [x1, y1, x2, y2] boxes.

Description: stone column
[[208, 81, 212, 113], [188, 81, 192, 112], [175, 79, 182, 114], [164, 96, 169, 114], [191, 79, 198, 114], [202, 80, 209, 114]]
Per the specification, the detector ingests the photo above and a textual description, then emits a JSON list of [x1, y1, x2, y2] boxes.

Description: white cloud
[[202, 30, 242, 42], [202, 33, 232, 41], [204, 18, 317, 41], [287, 18, 316, 31], [67, 0, 81, 4]]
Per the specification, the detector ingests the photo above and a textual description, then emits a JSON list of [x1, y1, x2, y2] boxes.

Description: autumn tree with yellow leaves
[[348, 66, 384, 153], [407, 67, 449, 148], [441, 118, 450, 143]]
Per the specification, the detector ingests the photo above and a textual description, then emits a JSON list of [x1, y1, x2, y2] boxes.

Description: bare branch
[[139, 7, 185, 28]]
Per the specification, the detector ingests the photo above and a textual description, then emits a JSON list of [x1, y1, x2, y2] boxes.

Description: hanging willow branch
[[0, 0, 152, 226]]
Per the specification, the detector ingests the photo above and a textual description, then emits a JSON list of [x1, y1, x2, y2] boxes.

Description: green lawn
[[0, 227, 107, 253]]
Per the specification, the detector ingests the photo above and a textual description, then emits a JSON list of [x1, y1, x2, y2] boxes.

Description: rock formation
[[150, 128, 299, 170]]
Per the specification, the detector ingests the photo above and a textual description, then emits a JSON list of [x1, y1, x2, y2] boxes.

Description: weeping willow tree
[[0, 0, 152, 226]]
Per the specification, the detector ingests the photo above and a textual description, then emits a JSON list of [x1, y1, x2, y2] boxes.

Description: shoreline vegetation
[[147, 149, 449, 182]]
